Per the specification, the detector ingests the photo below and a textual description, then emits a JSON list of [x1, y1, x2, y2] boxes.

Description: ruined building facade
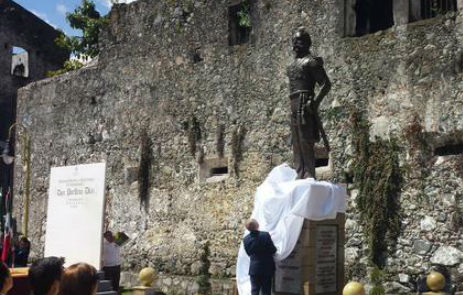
[[13, 0, 463, 294], [0, 0, 69, 199]]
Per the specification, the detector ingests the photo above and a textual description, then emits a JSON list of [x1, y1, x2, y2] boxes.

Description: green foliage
[[345, 264, 367, 283], [369, 266, 386, 294], [196, 241, 212, 295], [402, 114, 431, 202], [323, 106, 344, 122], [46, 60, 84, 77], [231, 125, 247, 177], [56, 0, 108, 59], [237, 1, 251, 28], [350, 109, 402, 267]]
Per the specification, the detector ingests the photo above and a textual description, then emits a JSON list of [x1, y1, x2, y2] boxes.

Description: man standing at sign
[[102, 231, 121, 293], [287, 26, 332, 179], [243, 219, 277, 295]]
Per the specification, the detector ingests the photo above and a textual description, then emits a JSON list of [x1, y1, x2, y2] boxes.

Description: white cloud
[[56, 3, 68, 16], [99, 0, 112, 9], [99, 0, 138, 8]]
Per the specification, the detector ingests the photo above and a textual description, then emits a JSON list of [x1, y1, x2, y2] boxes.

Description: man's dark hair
[[28, 256, 64, 294]]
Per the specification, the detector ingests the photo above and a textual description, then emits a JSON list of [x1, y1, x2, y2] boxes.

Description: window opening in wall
[[228, 1, 251, 46], [199, 157, 229, 183], [210, 166, 228, 176], [11, 46, 29, 78], [315, 158, 329, 168], [354, 0, 393, 36], [434, 142, 463, 156]]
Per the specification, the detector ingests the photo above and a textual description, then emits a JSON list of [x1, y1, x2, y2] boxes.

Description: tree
[[56, 0, 108, 59], [47, 60, 84, 78]]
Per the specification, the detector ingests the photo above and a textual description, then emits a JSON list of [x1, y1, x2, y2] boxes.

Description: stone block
[[420, 216, 437, 232], [345, 247, 359, 265], [398, 273, 410, 284], [431, 246, 463, 266], [369, 116, 400, 141], [385, 281, 411, 294], [412, 240, 433, 255], [124, 166, 139, 184]]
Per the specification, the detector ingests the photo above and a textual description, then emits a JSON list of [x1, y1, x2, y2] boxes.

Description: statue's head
[[292, 27, 311, 55]]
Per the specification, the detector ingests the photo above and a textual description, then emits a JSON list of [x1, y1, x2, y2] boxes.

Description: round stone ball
[[139, 267, 157, 287], [426, 271, 446, 292], [343, 281, 365, 295]]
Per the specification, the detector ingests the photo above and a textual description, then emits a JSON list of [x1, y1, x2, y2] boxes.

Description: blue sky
[[13, 0, 136, 37]]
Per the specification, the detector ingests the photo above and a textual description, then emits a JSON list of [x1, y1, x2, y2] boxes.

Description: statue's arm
[[312, 58, 332, 109]]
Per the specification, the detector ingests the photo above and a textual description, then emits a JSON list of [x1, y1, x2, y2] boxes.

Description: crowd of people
[[0, 256, 99, 294], [0, 230, 121, 295]]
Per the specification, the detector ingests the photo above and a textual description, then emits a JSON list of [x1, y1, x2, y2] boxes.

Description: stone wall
[[14, 0, 462, 294], [0, 0, 69, 199]]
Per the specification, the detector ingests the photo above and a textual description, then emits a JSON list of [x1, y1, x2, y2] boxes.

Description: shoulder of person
[[305, 56, 324, 67], [260, 231, 271, 238]]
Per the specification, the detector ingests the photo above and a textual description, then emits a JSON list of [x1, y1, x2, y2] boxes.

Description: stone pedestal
[[275, 213, 345, 294], [132, 286, 157, 295]]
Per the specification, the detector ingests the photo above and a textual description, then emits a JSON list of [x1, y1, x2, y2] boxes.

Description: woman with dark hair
[[59, 263, 98, 295], [0, 262, 13, 294]]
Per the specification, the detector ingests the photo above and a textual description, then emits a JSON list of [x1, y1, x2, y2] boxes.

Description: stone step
[[97, 271, 106, 280], [97, 280, 114, 292], [96, 291, 118, 295]]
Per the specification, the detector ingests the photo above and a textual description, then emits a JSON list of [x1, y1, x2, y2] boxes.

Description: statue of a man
[[287, 27, 331, 179]]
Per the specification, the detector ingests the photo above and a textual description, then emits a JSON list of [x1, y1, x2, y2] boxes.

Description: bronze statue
[[287, 27, 331, 179]]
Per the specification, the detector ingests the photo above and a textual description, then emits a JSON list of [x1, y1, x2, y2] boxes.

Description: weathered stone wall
[[0, 0, 69, 199], [14, 0, 462, 294]]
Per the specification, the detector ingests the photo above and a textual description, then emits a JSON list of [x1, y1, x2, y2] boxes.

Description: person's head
[[0, 262, 13, 294], [245, 219, 259, 232], [19, 237, 30, 250], [292, 26, 312, 56], [59, 263, 98, 295], [29, 256, 64, 295], [103, 231, 114, 243]]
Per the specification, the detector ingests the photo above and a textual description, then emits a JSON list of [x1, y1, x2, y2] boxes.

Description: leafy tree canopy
[[56, 0, 108, 60]]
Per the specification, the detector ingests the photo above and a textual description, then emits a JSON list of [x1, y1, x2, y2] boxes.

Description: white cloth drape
[[236, 164, 347, 295]]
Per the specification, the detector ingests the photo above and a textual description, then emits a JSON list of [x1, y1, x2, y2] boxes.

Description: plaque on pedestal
[[273, 214, 345, 295], [314, 225, 338, 294], [274, 240, 304, 294]]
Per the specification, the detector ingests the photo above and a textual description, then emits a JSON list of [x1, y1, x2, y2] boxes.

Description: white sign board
[[45, 163, 106, 269]]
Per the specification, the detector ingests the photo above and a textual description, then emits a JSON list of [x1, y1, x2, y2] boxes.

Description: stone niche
[[315, 144, 332, 180], [199, 157, 229, 183]]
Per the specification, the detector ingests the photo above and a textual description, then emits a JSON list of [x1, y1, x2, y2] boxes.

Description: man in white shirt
[[102, 231, 121, 293]]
